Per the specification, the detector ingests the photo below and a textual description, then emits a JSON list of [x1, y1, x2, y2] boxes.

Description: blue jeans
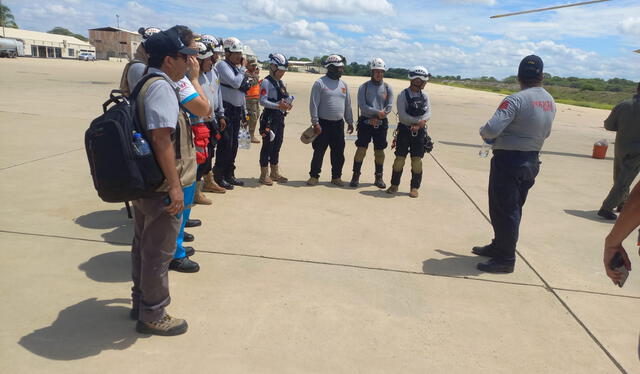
[[488, 150, 540, 263], [174, 182, 196, 259]]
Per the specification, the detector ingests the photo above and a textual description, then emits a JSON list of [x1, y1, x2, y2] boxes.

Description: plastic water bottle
[[238, 127, 251, 149], [479, 142, 490, 158], [132, 132, 151, 156], [284, 95, 294, 106]]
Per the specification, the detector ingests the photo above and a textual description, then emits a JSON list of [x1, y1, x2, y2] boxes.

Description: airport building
[[0, 28, 94, 58], [88, 27, 142, 60]]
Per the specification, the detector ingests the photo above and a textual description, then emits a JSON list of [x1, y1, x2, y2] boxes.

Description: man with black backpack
[[129, 26, 197, 336], [350, 58, 394, 189], [386, 66, 432, 198]]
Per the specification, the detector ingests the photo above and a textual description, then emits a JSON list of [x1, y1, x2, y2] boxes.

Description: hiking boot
[[472, 244, 499, 257], [597, 209, 617, 220], [476, 259, 515, 274], [270, 165, 288, 183], [194, 181, 212, 205], [331, 178, 345, 187], [374, 173, 386, 189], [136, 314, 188, 336], [349, 172, 360, 188], [306, 177, 319, 186], [183, 232, 194, 242], [409, 188, 419, 198], [185, 219, 201, 228], [169, 257, 200, 273], [203, 172, 226, 194], [386, 185, 398, 194], [259, 167, 273, 186]]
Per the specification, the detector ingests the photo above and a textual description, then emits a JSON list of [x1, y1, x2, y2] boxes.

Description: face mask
[[327, 65, 342, 80]]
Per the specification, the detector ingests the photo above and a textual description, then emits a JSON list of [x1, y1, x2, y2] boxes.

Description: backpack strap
[[133, 74, 182, 159], [119, 59, 145, 97]]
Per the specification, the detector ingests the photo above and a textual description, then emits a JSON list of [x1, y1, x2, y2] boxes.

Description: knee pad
[[354, 146, 367, 162], [392, 156, 406, 172], [374, 149, 385, 165], [411, 157, 422, 174]]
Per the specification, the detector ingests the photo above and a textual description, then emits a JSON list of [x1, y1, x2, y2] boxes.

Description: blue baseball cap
[[145, 26, 197, 58], [518, 55, 543, 79]]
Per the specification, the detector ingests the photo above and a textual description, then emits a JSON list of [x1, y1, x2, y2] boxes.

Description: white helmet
[[408, 66, 431, 81], [370, 57, 387, 71], [138, 27, 161, 40], [195, 41, 213, 60], [269, 53, 289, 70], [223, 37, 243, 52], [324, 54, 344, 67], [200, 34, 217, 47], [213, 37, 224, 52]]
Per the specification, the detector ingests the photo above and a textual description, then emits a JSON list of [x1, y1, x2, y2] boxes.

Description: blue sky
[[6, 0, 640, 80]]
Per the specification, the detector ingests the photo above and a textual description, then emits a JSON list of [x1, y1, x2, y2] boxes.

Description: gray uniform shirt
[[604, 95, 640, 154], [127, 61, 147, 92], [358, 80, 393, 118], [259, 77, 286, 112], [143, 67, 179, 131], [309, 76, 353, 125], [397, 88, 431, 125], [205, 69, 225, 117], [215, 60, 246, 109], [480, 87, 555, 152]]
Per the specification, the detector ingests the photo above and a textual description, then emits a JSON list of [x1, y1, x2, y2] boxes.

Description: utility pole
[[116, 14, 120, 29]]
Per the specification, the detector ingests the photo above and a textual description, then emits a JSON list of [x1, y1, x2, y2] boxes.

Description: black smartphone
[[609, 252, 629, 288]]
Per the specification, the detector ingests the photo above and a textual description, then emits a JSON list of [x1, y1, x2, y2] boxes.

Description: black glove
[[425, 135, 434, 153]]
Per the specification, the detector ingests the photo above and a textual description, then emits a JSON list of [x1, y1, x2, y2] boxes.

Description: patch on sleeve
[[498, 100, 509, 110], [260, 88, 267, 96], [341, 87, 347, 94]]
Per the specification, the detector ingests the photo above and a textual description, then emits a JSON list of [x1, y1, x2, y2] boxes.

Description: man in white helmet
[[258, 53, 292, 185], [387, 66, 432, 198], [307, 54, 354, 186], [350, 57, 394, 188], [213, 37, 255, 189]]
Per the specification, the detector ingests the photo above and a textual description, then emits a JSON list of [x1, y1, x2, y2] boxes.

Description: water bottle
[[132, 132, 151, 156], [478, 142, 490, 158], [284, 95, 294, 106], [238, 127, 251, 149]]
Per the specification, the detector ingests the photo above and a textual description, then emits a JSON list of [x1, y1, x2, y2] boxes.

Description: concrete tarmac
[[0, 58, 638, 373]]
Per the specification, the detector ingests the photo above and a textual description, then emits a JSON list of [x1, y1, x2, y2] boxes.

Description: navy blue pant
[[259, 109, 285, 167], [488, 150, 540, 264], [215, 102, 241, 178], [309, 119, 345, 179]]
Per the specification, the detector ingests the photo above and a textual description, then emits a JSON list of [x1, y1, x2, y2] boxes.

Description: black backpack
[[84, 74, 168, 203]]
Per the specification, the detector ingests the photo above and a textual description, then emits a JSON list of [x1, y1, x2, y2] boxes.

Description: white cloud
[[619, 17, 640, 36], [211, 14, 229, 22], [244, 0, 393, 22], [339, 24, 365, 33], [443, 0, 495, 4], [277, 20, 330, 40], [382, 28, 410, 40]]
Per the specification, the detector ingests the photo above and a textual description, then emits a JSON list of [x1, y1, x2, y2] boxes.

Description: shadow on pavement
[[359, 190, 395, 199], [422, 249, 483, 277], [79, 251, 130, 283], [564, 209, 615, 224], [18, 298, 143, 360], [74, 208, 133, 246]]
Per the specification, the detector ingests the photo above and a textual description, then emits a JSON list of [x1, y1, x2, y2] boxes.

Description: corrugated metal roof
[[1, 28, 92, 46]]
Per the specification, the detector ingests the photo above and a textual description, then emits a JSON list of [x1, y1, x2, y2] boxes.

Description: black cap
[[144, 26, 197, 58], [518, 55, 543, 79]]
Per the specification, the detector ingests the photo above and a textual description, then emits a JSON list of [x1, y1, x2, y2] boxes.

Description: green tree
[[47, 27, 89, 42], [289, 56, 298, 61], [0, 4, 18, 28]]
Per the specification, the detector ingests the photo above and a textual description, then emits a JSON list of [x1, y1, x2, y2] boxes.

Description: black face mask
[[327, 65, 342, 80]]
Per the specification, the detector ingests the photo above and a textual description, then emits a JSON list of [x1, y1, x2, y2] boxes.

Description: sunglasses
[[171, 53, 189, 62]]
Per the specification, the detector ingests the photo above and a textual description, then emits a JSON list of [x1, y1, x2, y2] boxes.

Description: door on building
[[37, 46, 46, 58], [31, 46, 37, 57], [47, 47, 54, 58], [54, 48, 61, 58]]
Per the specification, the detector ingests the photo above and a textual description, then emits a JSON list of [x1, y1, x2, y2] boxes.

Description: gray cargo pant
[[601, 152, 640, 211], [131, 194, 180, 322]]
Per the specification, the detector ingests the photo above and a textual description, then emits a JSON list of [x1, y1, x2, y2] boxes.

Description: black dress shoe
[[472, 244, 499, 257], [184, 246, 195, 257], [169, 257, 200, 273], [477, 259, 514, 274], [185, 219, 201, 228], [217, 178, 234, 190], [227, 176, 245, 186], [597, 209, 617, 220], [183, 232, 194, 242]]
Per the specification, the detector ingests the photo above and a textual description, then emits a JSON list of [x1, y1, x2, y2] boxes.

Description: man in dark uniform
[[473, 55, 556, 274]]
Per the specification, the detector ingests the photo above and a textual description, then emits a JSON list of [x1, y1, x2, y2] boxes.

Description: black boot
[[374, 173, 386, 189], [350, 161, 362, 187], [226, 173, 245, 186]]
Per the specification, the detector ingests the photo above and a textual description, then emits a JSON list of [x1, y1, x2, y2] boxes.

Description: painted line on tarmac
[[428, 152, 628, 374], [0, 148, 84, 171], [3, 228, 640, 302]]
